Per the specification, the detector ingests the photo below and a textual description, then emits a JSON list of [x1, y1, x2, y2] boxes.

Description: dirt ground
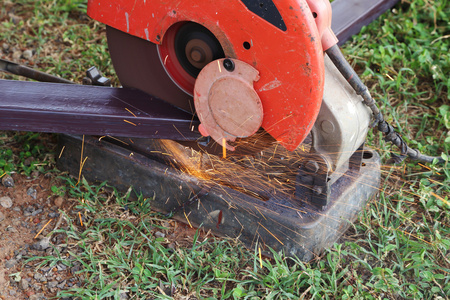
[[0, 167, 64, 299]]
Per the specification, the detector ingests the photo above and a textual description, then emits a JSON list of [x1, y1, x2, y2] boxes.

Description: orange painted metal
[[87, 0, 325, 151]]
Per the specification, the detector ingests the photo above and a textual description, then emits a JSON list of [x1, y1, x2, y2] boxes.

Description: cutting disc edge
[[106, 26, 275, 155], [106, 26, 195, 114]]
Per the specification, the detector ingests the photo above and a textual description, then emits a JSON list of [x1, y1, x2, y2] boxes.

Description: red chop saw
[[88, 0, 338, 151], [81, 0, 379, 257], [3, 0, 428, 259]]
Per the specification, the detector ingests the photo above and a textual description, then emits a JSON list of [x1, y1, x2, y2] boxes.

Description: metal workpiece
[[57, 134, 380, 260], [0, 58, 74, 84], [0, 79, 200, 141], [331, 0, 399, 45]]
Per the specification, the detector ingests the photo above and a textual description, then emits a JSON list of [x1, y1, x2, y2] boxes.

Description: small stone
[[6, 226, 17, 232], [33, 273, 46, 283], [71, 265, 80, 274], [12, 50, 22, 62], [57, 280, 66, 289], [24, 206, 34, 216], [119, 291, 129, 300], [0, 211, 4, 222], [155, 231, 165, 238], [27, 187, 37, 199], [54, 197, 64, 208], [20, 278, 29, 290], [2, 43, 9, 50], [0, 196, 13, 208], [48, 212, 59, 218], [47, 281, 58, 289], [29, 293, 45, 300], [31, 208, 43, 216], [31, 237, 50, 251], [1, 174, 14, 187], [5, 259, 17, 269], [9, 290, 16, 296], [23, 49, 33, 60]]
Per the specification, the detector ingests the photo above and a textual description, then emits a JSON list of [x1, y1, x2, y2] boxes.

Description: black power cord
[[325, 45, 445, 164]]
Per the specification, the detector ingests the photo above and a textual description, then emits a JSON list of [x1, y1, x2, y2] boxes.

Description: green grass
[[1, 0, 450, 299]]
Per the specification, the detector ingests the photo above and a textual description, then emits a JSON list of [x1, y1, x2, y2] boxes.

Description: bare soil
[[0, 168, 65, 299]]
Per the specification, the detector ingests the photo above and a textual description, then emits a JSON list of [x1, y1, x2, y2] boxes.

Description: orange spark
[[77, 135, 87, 185], [222, 138, 227, 159], [258, 222, 284, 245], [431, 192, 449, 207], [125, 108, 137, 117], [58, 146, 65, 159], [123, 119, 137, 126], [258, 247, 263, 268], [34, 219, 53, 239], [184, 211, 193, 228]]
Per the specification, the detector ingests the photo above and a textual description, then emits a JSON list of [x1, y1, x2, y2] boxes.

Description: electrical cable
[[325, 45, 445, 164]]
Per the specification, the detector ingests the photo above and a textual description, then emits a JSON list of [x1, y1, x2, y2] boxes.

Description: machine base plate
[[57, 134, 380, 261]]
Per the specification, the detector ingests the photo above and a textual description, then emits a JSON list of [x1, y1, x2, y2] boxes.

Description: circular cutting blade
[[106, 26, 194, 113], [106, 25, 275, 155], [107, 23, 224, 113]]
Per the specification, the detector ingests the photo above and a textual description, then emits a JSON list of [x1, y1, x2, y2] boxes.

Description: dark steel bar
[[0, 79, 200, 141], [331, 0, 399, 45], [0, 58, 74, 84]]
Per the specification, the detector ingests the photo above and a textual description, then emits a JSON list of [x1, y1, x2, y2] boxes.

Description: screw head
[[223, 58, 235, 72], [305, 161, 320, 173], [312, 186, 323, 195]]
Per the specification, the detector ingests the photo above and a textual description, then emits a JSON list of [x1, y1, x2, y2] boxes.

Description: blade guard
[[88, 0, 330, 151]]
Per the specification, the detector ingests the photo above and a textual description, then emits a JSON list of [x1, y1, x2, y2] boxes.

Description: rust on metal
[[194, 58, 263, 150]]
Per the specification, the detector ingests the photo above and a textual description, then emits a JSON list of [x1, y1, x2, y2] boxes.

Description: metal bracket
[[82, 66, 111, 86]]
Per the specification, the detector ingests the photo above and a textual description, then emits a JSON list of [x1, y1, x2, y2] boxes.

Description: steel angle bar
[[0, 79, 200, 141], [332, 0, 399, 45]]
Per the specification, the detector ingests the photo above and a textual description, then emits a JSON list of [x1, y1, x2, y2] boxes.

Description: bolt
[[320, 120, 335, 133], [312, 186, 323, 195], [223, 58, 235, 72], [191, 49, 202, 62], [305, 160, 320, 173], [82, 77, 93, 85]]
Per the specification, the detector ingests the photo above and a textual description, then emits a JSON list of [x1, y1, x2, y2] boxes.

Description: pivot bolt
[[223, 58, 235, 72], [312, 186, 323, 195], [305, 161, 320, 173]]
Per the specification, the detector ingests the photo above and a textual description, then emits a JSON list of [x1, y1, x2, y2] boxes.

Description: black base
[[57, 135, 380, 261]]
